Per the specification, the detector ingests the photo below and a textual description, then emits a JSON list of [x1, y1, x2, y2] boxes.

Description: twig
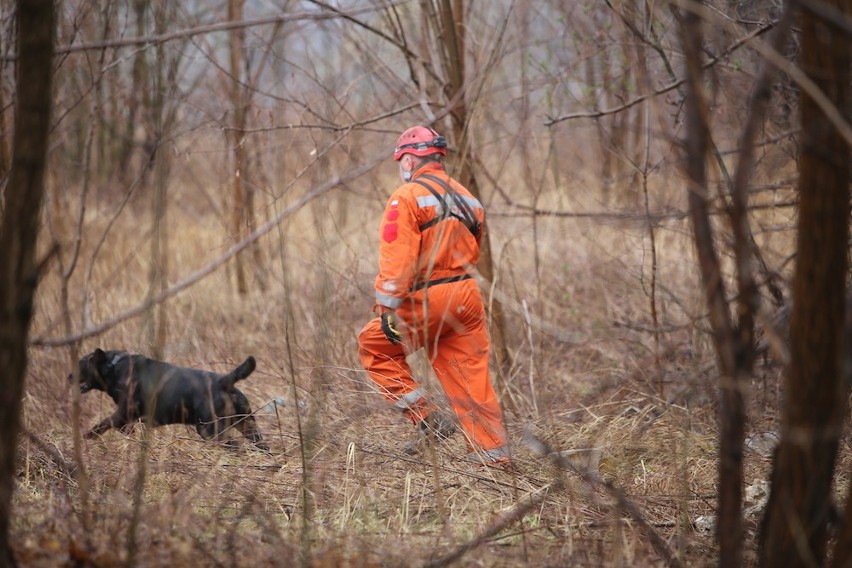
[[546, 19, 773, 126]]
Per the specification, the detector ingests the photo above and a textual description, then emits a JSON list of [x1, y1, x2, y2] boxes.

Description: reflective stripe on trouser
[[358, 278, 507, 453], [468, 445, 511, 463], [354, 332, 431, 423], [395, 388, 428, 410]]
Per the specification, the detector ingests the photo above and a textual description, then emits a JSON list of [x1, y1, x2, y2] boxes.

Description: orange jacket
[[374, 162, 485, 310]]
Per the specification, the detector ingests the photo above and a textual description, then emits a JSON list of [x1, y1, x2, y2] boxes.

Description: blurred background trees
[[1, 1, 850, 566]]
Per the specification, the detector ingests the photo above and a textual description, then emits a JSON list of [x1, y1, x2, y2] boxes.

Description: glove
[[380, 311, 403, 345]]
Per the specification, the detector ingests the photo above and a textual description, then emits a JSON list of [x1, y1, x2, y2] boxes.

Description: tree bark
[[679, 9, 746, 567], [436, 0, 513, 374], [761, 1, 851, 565], [116, 0, 148, 185], [0, 1, 54, 565], [0, 68, 8, 182], [229, 0, 249, 295]]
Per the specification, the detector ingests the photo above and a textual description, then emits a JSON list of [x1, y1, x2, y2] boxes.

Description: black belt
[[411, 274, 472, 291]]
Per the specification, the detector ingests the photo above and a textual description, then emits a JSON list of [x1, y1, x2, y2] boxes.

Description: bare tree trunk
[[678, 9, 745, 567], [584, 54, 603, 195], [623, 0, 646, 198], [383, 2, 509, 382], [436, 0, 513, 374], [0, 70, 8, 181], [116, 0, 148, 185], [673, 7, 797, 562], [0, 1, 54, 565], [226, 5, 282, 294], [635, 0, 662, 398], [229, 0, 249, 295], [761, 1, 851, 565]]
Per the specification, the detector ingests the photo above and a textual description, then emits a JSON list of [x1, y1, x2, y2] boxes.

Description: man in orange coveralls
[[358, 125, 510, 465]]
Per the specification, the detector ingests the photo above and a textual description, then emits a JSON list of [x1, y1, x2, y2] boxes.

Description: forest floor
[[11, 197, 849, 567]]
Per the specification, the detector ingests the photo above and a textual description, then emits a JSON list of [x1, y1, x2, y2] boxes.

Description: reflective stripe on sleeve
[[458, 194, 483, 211], [416, 194, 442, 210], [395, 388, 427, 410], [375, 291, 403, 309], [415, 193, 482, 213]]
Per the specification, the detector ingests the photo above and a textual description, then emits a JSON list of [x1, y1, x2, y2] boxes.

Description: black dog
[[71, 349, 269, 451]]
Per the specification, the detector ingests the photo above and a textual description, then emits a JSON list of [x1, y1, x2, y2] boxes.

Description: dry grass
[[11, 174, 825, 567]]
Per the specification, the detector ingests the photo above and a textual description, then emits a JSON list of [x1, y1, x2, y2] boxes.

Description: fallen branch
[[424, 433, 680, 568], [423, 482, 559, 568], [21, 429, 77, 480], [534, 436, 681, 568]]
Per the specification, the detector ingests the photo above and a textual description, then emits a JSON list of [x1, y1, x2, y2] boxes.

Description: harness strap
[[421, 174, 481, 237], [411, 274, 472, 291], [413, 175, 481, 238]]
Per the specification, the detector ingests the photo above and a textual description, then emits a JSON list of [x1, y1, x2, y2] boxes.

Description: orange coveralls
[[358, 161, 509, 463]]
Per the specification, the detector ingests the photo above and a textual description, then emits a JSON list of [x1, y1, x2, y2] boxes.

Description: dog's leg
[[85, 420, 112, 439], [85, 411, 127, 439]]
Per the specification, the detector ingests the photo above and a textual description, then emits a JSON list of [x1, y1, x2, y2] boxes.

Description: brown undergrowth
[[12, 185, 837, 567]]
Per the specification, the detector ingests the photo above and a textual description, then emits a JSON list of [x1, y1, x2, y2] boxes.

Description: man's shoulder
[[390, 182, 419, 197], [385, 184, 420, 209], [413, 171, 465, 190], [393, 178, 443, 197]]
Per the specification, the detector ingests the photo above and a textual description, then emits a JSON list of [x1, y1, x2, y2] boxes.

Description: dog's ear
[[93, 349, 107, 364]]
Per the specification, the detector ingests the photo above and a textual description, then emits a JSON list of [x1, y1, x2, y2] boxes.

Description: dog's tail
[[219, 356, 256, 391]]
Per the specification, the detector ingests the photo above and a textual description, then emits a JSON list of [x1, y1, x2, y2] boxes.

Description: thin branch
[[30, 145, 386, 347], [231, 103, 427, 135], [305, 0, 443, 86], [677, 0, 852, 149], [546, 19, 774, 126], [1, 4, 405, 61], [488, 198, 798, 223]]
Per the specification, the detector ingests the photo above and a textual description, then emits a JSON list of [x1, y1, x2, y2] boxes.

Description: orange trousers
[[358, 279, 508, 462]]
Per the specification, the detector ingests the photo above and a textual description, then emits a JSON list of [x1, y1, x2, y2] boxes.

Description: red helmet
[[393, 126, 447, 161]]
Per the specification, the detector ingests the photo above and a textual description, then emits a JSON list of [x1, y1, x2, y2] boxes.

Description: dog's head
[[69, 349, 126, 394]]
